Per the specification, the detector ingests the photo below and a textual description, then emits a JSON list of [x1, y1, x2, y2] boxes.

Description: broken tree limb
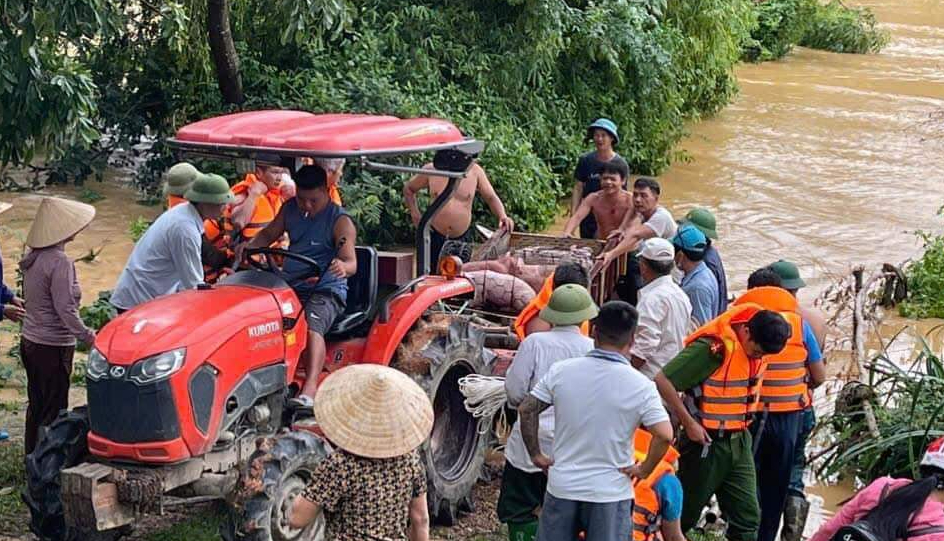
[[851, 266, 882, 440]]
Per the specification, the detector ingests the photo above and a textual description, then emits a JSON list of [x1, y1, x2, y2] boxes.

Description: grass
[[143, 506, 224, 541], [0, 443, 27, 533]]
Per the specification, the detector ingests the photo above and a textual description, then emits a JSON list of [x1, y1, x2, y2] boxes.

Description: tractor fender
[[363, 276, 474, 365]]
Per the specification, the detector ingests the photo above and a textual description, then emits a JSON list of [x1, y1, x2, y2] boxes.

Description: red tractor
[[24, 111, 506, 541]]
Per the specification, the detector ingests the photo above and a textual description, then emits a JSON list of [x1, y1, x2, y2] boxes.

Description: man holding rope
[[497, 284, 598, 541]]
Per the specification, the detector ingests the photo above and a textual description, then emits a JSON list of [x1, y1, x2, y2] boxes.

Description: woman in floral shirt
[[289, 364, 434, 541]]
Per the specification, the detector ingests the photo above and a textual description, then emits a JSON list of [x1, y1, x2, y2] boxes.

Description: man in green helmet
[[111, 173, 234, 312], [498, 284, 598, 541], [682, 208, 728, 314]]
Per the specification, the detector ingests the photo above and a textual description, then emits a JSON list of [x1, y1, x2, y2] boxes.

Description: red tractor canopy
[[168, 110, 483, 161], [169, 110, 484, 275]]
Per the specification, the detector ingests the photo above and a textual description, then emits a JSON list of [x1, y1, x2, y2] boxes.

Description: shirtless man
[[403, 162, 514, 264], [560, 161, 632, 240]]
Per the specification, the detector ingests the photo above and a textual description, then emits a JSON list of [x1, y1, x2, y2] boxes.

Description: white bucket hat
[[26, 197, 96, 249], [314, 364, 434, 458]]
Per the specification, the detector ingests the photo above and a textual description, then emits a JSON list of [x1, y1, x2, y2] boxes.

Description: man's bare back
[[586, 190, 633, 240], [404, 162, 513, 238]]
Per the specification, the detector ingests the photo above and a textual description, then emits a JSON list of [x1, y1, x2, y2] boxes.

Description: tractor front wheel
[[223, 432, 327, 541], [23, 407, 128, 541]]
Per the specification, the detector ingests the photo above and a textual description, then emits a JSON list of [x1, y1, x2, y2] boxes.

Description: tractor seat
[[326, 246, 378, 338]]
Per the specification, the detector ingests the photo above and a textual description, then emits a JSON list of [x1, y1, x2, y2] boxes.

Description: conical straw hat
[[0, 202, 10, 215], [26, 197, 96, 249], [314, 364, 434, 458]]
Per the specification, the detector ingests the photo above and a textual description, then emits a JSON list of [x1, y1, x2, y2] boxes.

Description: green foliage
[[80, 290, 116, 331], [1, 0, 761, 242], [801, 1, 889, 54], [129, 217, 152, 243], [820, 333, 944, 482], [0, 443, 25, 521], [744, 0, 816, 61], [901, 222, 944, 319], [78, 188, 105, 204], [745, 0, 888, 61]]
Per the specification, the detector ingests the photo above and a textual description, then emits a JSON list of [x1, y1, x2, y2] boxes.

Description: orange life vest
[[734, 287, 809, 412], [329, 181, 342, 205], [685, 303, 767, 432], [205, 174, 282, 244], [513, 276, 590, 340], [632, 430, 679, 541], [167, 194, 187, 209]]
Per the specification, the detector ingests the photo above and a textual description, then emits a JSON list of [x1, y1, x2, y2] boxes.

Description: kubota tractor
[[24, 111, 504, 541]]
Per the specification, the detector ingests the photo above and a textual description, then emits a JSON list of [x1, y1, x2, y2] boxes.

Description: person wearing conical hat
[[111, 173, 234, 312], [499, 284, 597, 541], [163, 162, 201, 209], [18, 197, 97, 453], [288, 364, 433, 541]]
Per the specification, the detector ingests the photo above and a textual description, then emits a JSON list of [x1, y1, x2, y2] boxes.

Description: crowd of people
[[1, 115, 942, 541]]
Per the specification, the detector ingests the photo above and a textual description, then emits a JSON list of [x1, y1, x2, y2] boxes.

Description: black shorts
[[303, 291, 345, 335], [430, 226, 474, 265]]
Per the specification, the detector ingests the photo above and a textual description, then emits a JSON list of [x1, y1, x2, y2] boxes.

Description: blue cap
[[587, 118, 619, 145], [672, 223, 707, 253]]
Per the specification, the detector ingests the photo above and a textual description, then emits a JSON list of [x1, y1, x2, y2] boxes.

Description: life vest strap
[[767, 360, 806, 370], [702, 395, 753, 405], [704, 378, 750, 387], [763, 376, 807, 387], [760, 394, 806, 403], [700, 412, 750, 422]]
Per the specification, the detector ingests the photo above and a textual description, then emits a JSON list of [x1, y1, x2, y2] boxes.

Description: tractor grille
[[87, 378, 180, 443]]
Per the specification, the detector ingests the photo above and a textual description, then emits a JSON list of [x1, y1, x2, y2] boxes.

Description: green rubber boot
[[508, 520, 538, 541]]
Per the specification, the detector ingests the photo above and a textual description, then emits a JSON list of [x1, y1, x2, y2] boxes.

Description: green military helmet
[[539, 284, 599, 326], [683, 208, 718, 240], [769, 260, 806, 290], [163, 162, 201, 197], [184, 173, 235, 205]]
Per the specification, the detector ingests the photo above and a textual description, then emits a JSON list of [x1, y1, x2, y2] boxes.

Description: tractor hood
[[96, 286, 280, 364]]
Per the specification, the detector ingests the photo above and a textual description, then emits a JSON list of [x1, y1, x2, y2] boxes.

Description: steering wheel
[[241, 247, 322, 284]]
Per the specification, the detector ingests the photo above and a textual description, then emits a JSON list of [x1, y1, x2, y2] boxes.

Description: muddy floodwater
[[0, 0, 942, 531]]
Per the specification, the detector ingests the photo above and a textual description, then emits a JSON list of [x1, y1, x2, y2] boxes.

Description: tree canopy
[[0, 0, 882, 244]]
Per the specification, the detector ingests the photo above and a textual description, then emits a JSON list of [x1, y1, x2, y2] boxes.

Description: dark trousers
[[751, 410, 803, 541], [789, 408, 815, 495], [497, 461, 548, 524], [537, 492, 633, 541], [20, 338, 74, 454]]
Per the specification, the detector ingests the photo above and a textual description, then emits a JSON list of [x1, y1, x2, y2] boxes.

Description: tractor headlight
[[129, 348, 186, 385], [86, 348, 109, 381]]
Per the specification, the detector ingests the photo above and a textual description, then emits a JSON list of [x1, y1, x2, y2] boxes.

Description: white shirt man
[[631, 238, 693, 379]]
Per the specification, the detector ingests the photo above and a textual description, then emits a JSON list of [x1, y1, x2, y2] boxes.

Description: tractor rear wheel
[[397, 315, 491, 525], [223, 432, 327, 541], [23, 407, 127, 541]]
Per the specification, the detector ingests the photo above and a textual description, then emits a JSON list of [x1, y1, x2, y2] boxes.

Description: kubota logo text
[[248, 321, 280, 338]]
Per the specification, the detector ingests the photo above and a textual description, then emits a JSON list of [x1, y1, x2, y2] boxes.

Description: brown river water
[[0, 0, 942, 526]]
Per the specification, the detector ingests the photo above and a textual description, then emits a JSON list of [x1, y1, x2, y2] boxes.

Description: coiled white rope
[[458, 374, 508, 435]]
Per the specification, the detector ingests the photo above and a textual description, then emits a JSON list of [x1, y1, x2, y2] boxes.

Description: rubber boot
[[508, 520, 538, 541], [780, 493, 810, 541]]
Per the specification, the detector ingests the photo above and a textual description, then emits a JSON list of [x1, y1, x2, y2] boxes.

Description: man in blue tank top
[[238, 164, 358, 409]]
